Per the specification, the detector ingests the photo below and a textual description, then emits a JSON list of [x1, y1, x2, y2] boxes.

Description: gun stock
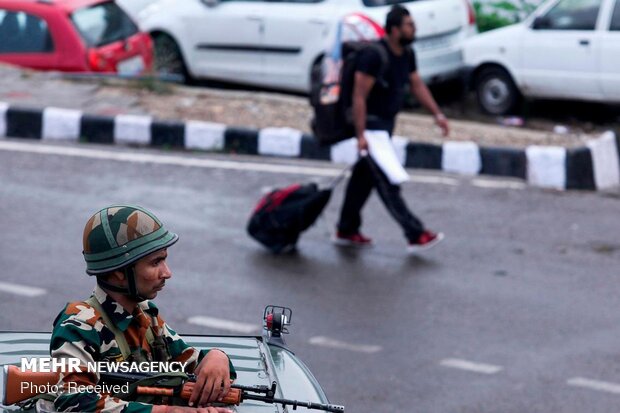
[[3, 365, 60, 405], [138, 383, 242, 405]]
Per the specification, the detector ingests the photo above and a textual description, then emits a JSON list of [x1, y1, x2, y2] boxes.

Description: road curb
[[1, 102, 618, 191]]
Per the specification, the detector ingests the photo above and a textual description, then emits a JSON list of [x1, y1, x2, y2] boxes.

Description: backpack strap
[[85, 296, 132, 360], [370, 41, 390, 88], [86, 297, 160, 360], [146, 324, 155, 347]]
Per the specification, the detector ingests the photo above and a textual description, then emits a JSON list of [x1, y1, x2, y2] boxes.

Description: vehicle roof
[[0, 0, 111, 14], [0, 332, 330, 413]]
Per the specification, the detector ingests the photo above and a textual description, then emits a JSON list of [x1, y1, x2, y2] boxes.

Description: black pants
[[337, 156, 425, 243]]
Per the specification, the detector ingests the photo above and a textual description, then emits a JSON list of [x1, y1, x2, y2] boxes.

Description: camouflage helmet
[[83, 205, 178, 275]]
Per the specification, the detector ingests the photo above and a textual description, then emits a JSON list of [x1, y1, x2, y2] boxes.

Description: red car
[[0, 0, 153, 74]]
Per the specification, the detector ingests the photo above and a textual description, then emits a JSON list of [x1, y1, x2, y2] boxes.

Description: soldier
[[50, 205, 235, 413]]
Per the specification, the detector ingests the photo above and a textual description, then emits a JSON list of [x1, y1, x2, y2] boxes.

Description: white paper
[[330, 138, 359, 165], [185, 120, 225, 151], [258, 127, 303, 157], [586, 131, 620, 190], [526, 146, 566, 189], [392, 135, 408, 166], [114, 114, 152, 145], [42, 107, 81, 141], [366, 130, 409, 185], [0, 102, 8, 138], [442, 141, 481, 175]]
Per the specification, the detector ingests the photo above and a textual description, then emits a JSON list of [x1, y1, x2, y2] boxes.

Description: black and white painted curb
[[1, 102, 619, 191]]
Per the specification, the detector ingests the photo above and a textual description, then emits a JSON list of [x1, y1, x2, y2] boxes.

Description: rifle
[[2, 366, 345, 412]]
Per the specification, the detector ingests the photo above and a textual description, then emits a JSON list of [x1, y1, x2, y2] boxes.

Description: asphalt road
[[1, 139, 620, 413]]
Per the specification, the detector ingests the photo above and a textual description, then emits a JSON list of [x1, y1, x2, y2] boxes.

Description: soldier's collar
[[93, 285, 135, 332]]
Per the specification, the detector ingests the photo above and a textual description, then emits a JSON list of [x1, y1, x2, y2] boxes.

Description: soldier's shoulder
[[51, 301, 105, 349], [53, 300, 102, 329]]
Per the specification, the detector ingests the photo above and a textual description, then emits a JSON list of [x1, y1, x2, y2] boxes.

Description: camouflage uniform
[[50, 285, 237, 413]]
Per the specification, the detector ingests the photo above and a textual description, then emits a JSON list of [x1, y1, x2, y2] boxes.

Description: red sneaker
[[332, 231, 373, 247], [407, 230, 444, 253]]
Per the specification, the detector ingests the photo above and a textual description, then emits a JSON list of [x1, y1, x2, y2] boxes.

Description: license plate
[[117, 56, 145, 75], [415, 35, 453, 51]]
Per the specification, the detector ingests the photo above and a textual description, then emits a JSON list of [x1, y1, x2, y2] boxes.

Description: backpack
[[247, 183, 332, 253], [310, 40, 389, 146]]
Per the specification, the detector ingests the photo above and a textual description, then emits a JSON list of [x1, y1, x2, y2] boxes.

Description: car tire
[[153, 33, 189, 83], [475, 67, 521, 115]]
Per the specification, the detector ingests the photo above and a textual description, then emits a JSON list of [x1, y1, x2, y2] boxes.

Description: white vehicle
[[116, 0, 159, 23], [463, 0, 620, 115], [134, 0, 477, 92]]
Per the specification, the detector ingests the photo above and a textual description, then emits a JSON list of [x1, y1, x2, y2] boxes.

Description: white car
[[117, 0, 158, 21], [463, 0, 620, 115], [132, 0, 477, 92]]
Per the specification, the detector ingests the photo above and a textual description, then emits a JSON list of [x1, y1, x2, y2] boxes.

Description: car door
[[261, 0, 334, 91], [0, 8, 57, 71], [600, 0, 620, 100], [185, 0, 265, 84], [519, 0, 603, 100]]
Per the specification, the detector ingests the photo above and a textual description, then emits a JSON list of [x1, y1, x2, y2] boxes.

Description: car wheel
[[475, 67, 520, 115], [153, 33, 188, 83]]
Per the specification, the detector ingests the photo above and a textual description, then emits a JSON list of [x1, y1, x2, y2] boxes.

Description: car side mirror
[[200, 0, 219, 7], [532, 16, 550, 30]]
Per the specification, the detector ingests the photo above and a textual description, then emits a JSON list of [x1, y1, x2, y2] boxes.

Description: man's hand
[[357, 135, 369, 154], [152, 406, 233, 413], [189, 349, 232, 407], [434, 113, 450, 137]]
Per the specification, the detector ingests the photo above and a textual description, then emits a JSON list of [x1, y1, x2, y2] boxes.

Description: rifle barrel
[[103, 372, 344, 412], [242, 394, 345, 412]]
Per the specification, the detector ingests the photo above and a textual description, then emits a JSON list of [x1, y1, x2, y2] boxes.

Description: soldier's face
[[133, 249, 172, 300]]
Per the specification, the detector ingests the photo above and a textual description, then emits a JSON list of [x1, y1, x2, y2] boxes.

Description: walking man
[[334, 5, 450, 253]]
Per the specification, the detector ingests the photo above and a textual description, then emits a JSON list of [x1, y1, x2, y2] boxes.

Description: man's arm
[[157, 319, 236, 380], [148, 304, 235, 380], [155, 316, 235, 407], [409, 71, 450, 136], [352, 71, 376, 152]]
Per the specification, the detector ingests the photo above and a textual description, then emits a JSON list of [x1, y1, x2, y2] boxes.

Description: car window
[[0, 10, 54, 54], [72, 1, 138, 47], [363, 0, 418, 6], [610, 0, 620, 30], [537, 0, 602, 30]]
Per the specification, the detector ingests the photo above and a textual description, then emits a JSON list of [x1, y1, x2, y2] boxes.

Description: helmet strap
[[96, 266, 147, 302], [96, 277, 128, 295], [125, 266, 148, 302]]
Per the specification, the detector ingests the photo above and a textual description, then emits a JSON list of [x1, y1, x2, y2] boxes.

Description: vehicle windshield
[[71, 1, 139, 47], [363, 0, 420, 6]]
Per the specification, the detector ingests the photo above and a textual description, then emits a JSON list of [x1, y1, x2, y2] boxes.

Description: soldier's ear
[[110, 270, 126, 283]]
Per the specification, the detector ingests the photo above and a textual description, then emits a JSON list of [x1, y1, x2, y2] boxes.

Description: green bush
[[473, 0, 538, 32]]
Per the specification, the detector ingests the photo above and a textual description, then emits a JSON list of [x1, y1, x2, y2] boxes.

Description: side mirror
[[532, 16, 550, 29], [262, 305, 292, 348], [201, 0, 219, 7]]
